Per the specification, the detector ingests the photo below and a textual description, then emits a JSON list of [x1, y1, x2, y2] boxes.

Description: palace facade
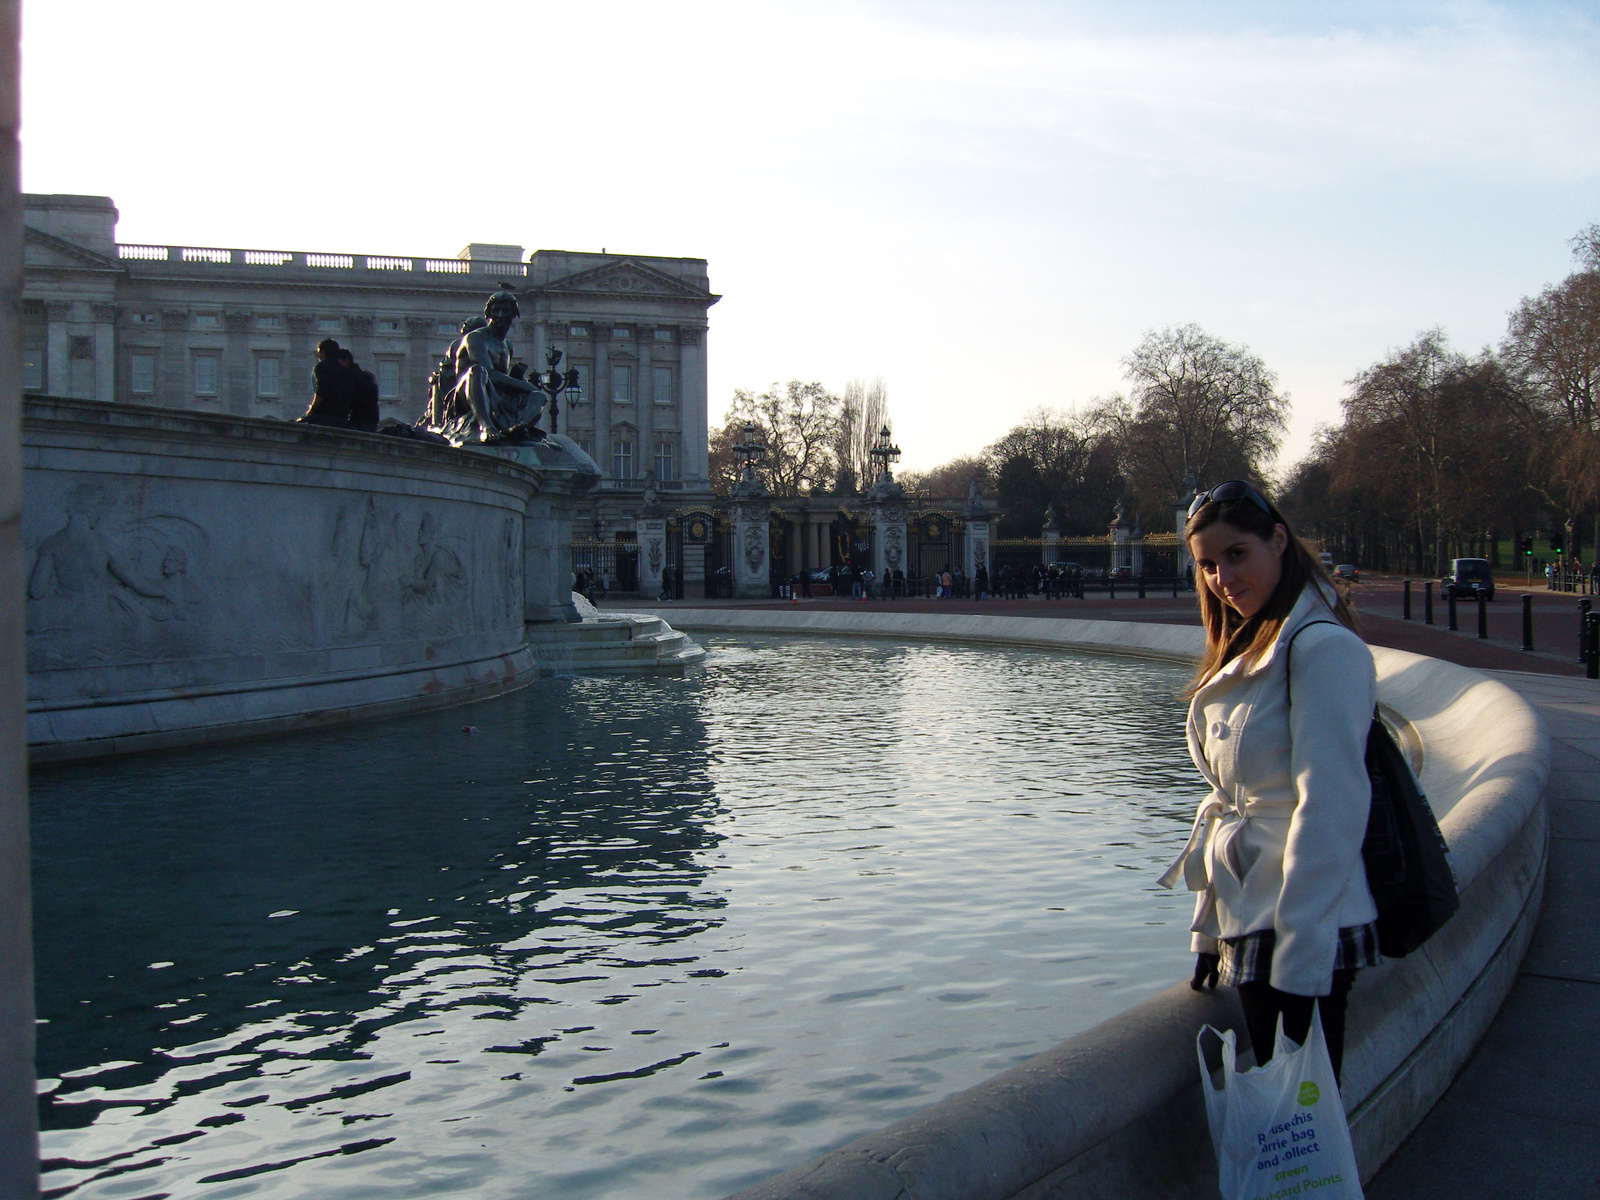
[[21, 193, 719, 538]]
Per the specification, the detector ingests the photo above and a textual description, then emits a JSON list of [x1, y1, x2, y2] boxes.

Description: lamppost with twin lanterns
[[533, 347, 583, 436], [868, 424, 901, 484]]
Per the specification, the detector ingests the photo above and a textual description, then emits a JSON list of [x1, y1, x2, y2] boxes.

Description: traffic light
[[1522, 536, 1535, 556], [1551, 530, 1566, 553]]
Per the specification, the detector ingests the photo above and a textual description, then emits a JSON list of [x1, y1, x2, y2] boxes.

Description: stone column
[[44, 300, 69, 396], [505, 439, 602, 623], [91, 303, 117, 403], [731, 470, 771, 599], [679, 328, 708, 483], [0, 5, 40, 1191], [406, 317, 435, 426], [963, 479, 990, 582], [223, 309, 252, 416]]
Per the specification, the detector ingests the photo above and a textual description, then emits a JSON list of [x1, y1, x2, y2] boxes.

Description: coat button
[[1210, 721, 1229, 740]]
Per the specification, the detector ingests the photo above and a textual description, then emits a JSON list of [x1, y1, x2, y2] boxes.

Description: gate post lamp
[[732, 422, 768, 484], [868, 425, 901, 481], [534, 346, 583, 436]]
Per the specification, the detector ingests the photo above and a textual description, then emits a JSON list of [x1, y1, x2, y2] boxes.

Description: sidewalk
[[1367, 670, 1600, 1196]]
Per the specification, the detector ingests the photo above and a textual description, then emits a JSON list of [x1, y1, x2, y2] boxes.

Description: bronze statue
[[421, 290, 546, 444]]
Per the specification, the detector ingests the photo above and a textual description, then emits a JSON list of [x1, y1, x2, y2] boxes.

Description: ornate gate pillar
[[865, 426, 907, 587], [963, 478, 990, 582], [634, 472, 666, 600]]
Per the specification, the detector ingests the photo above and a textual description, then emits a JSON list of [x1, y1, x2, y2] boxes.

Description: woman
[[1158, 480, 1378, 1084]]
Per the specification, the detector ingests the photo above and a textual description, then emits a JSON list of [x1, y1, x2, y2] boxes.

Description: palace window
[[129, 311, 158, 325], [611, 364, 633, 403], [652, 366, 673, 405], [193, 313, 220, 330], [612, 438, 633, 479], [569, 324, 588, 337], [193, 354, 219, 396], [131, 352, 155, 395], [255, 314, 282, 330], [613, 326, 631, 339], [255, 356, 280, 397], [377, 318, 401, 334], [654, 440, 675, 481], [577, 437, 593, 459], [435, 321, 458, 336], [653, 328, 674, 342], [376, 358, 401, 399], [317, 317, 342, 333]]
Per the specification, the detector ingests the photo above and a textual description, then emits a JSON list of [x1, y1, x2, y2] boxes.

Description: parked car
[[1107, 565, 1135, 580], [1333, 564, 1360, 582], [1442, 558, 1495, 601]]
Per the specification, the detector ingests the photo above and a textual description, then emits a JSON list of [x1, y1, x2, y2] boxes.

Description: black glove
[[1190, 952, 1220, 992]]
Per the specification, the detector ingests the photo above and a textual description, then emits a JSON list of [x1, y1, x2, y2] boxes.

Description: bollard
[[1477, 592, 1488, 639], [1424, 580, 1434, 625], [1587, 611, 1599, 680], [1523, 594, 1534, 652], [1403, 579, 1412, 620], [1109, 578, 1115, 601], [1172, 574, 1178, 598], [1447, 588, 1458, 632], [1138, 577, 1146, 600], [1580, 598, 1592, 663]]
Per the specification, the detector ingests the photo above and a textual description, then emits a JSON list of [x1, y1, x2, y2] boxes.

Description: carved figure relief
[[400, 513, 466, 608], [27, 481, 209, 666], [648, 538, 663, 575]]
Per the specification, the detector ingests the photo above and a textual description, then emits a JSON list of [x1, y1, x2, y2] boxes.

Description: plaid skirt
[[1215, 923, 1381, 989]]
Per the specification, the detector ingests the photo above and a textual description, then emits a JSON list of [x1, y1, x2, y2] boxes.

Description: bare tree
[[1104, 324, 1289, 502], [834, 377, 890, 492], [899, 455, 990, 501], [712, 381, 843, 497]]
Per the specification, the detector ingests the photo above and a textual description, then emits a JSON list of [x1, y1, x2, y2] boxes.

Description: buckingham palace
[[21, 193, 720, 540]]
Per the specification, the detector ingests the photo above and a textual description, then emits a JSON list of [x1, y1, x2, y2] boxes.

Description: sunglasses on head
[[1187, 480, 1273, 520]]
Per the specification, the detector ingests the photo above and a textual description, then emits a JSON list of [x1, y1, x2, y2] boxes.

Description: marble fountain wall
[[22, 396, 599, 763]]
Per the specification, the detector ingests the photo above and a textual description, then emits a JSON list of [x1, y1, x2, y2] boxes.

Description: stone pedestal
[[634, 474, 667, 600], [1042, 504, 1062, 566], [506, 434, 601, 624], [731, 468, 771, 599], [1110, 500, 1133, 572]]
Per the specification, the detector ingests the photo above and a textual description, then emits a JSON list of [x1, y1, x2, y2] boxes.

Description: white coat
[[1159, 582, 1378, 997]]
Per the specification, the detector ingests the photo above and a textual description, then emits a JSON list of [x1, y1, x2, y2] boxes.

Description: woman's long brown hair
[[1184, 491, 1356, 696]]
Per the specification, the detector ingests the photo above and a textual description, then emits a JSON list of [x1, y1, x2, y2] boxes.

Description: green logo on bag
[[1298, 1081, 1320, 1107]]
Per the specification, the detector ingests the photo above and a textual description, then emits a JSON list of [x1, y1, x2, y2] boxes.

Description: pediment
[[23, 226, 119, 271], [545, 259, 713, 301]]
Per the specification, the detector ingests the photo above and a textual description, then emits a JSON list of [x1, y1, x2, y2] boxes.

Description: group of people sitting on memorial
[[298, 339, 381, 433]]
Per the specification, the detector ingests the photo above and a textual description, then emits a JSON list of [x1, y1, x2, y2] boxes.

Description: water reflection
[[34, 636, 1198, 1199]]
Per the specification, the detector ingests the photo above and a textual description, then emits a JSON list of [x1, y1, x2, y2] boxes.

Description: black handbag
[[1287, 622, 1459, 958]]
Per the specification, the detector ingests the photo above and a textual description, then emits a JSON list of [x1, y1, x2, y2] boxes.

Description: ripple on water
[[34, 635, 1198, 1199]]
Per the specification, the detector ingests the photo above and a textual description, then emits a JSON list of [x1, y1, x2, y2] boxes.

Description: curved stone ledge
[[639, 610, 1549, 1199]]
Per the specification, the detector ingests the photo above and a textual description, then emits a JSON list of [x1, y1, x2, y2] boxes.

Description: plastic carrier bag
[[1197, 1007, 1364, 1200]]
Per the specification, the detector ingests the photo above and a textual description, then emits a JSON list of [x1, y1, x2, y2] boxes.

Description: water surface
[[35, 635, 1199, 1198]]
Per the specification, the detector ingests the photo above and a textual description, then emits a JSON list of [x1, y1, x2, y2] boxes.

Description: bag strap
[[1284, 620, 1340, 712]]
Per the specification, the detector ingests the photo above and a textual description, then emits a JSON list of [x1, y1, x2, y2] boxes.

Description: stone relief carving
[[884, 523, 905, 568], [27, 481, 209, 666], [346, 315, 374, 336], [743, 523, 766, 575], [160, 308, 188, 331], [285, 312, 316, 333], [648, 538, 663, 575], [400, 512, 466, 610], [223, 310, 253, 333], [407, 317, 434, 338]]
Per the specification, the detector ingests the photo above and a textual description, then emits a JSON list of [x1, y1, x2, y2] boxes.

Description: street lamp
[[868, 425, 900, 480], [533, 346, 583, 436]]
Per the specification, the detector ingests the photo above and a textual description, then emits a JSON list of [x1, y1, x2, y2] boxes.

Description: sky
[[19, 0, 1600, 475]]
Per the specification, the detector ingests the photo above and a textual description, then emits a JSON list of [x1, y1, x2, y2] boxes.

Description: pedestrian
[[338, 348, 381, 432], [975, 564, 989, 601], [1159, 479, 1379, 1087], [299, 338, 354, 427], [941, 569, 953, 599]]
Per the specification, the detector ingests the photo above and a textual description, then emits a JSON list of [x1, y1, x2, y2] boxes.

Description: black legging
[[1236, 968, 1357, 1086]]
